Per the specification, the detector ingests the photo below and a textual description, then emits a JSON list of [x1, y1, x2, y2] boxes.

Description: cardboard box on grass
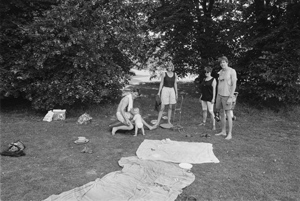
[[53, 109, 66, 120]]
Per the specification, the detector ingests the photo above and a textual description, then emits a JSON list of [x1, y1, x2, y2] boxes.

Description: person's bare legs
[[208, 109, 216, 130], [199, 101, 207, 125], [112, 124, 133, 135], [215, 109, 226, 136], [225, 109, 233, 140], [112, 127, 117, 135], [141, 127, 145, 135], [200, 110, 207, 125], [168, 104, 173, 125], [154, 104, 165, 127], [133, 126, 138, 136], [230, 110, 234, 118]]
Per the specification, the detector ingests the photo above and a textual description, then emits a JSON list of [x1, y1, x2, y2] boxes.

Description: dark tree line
[[1, 0, 299, 110], [237, 1, 300, 104], [147, 0, 300, 105]]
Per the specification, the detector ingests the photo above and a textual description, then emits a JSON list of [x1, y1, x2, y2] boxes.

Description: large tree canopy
[[147, 0, 300, 105], [237, 1, 300, 104], [147, 0, 235, 77], [0, 0, 58, 100], [1, 0, 299, 109], [1, 0, 156, 110]]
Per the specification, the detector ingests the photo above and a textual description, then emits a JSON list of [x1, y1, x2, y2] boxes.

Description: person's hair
[[132, 88, 140, 96], [204, 66, 213, 73], [133, 107, 140, 113], [218, 56, 229, 63], [165, 61, 174, 71]]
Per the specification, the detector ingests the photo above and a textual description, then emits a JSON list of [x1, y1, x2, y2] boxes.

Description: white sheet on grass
[[136, 139, 220, 164], [43, 156, 195, 201]]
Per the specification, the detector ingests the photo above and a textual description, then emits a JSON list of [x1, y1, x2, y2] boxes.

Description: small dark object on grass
[[185, 134, 192, 137], [200, 134, 210, 138], [0, 140, 26, 157], [77, 113, 93, 125], [81, 146, 93, 154]]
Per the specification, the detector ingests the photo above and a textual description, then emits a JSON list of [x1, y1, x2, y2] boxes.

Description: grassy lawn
[[1, 81, 300, 201]]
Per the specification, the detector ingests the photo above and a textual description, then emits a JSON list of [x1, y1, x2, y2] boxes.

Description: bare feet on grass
[[225, 134, 232, 140], [111, 128, 117, 135], [215, 132, 226, 136], [149, 126, 155, 130], [152, 124, 159, 129]]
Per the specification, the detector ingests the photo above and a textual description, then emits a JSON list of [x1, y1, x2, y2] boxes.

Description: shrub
[[1, 0, 149, 110]]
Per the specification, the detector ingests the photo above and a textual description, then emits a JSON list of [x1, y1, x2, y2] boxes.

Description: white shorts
[[116, 112, 132, 124], [161, 87, 176, 105], [201, 101, 214, 112]]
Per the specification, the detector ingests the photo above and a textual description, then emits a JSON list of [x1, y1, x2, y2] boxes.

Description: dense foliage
[[0, 0, 58, 100], [1, 0, 154, 110], [147, 0, 235, 77], [237, 1, 300, 104], [147, 0, 300, 105], [1, 0, 299, 109]]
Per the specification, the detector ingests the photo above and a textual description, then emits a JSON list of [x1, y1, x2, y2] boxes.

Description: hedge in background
[[1, 0, 152, 110]]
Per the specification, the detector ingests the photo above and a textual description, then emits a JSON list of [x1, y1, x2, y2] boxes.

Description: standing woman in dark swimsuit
[[199, 66, 217, 130], [154, 62, 178, 127]]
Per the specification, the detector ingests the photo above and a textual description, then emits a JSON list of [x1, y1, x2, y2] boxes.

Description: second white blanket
[[136, 139, 220, 164], [43, 156, 195, 201]]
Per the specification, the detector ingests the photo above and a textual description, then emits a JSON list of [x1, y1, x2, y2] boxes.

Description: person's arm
[[157, 72, 165, 96], [199, 78, 203, 102], [227, 70, 237, 103], [131, 115, 136, 124], [120, 97, 131, 125], [229, 70, 237, 97], [174, 73, 178, 100], [212, 78, 217, 103], [141, 118, 154, 130]]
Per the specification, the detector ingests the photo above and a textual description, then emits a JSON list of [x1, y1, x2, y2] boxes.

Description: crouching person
[[111, 89, 140, 135]]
